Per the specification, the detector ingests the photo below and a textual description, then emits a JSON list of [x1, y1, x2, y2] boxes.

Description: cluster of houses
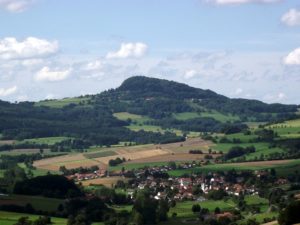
[[65, 162, 289, 205], [129, 173, 260, 201], [66, 169, 106, 181]]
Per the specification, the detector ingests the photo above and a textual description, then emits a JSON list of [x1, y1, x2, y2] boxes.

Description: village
[[64, 162, 289, 204]]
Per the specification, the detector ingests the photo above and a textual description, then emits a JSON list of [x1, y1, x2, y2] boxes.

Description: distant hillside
[[0, 76, 298, 147], [96, 76, 298, 120]]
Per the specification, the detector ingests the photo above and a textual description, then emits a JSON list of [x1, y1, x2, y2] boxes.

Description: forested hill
[[0, 76, 298, 147], [96, 76, 298, 118], [116, 76, 223, 100]]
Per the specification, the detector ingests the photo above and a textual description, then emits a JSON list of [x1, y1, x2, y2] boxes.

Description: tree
[[133, 190, 158, 224], [33, 216, 51, 225], [192, 204, 201, 213], [157, 199, 169, 221], [14, 217, 32, 225], [278, 201, 300, 225], [132, 212, 143, 225], [67, 213, 90, 225], [214, 207, 221, 214]]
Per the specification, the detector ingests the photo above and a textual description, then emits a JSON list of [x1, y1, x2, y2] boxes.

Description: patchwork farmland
[[33, 137, 214, 171]]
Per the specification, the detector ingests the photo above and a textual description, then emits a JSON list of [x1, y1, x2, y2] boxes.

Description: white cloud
[[235, 88, 243, 95], [35, 66, 71, 82], [281, 9, 300, 27], [106, 42, 148, 59], [0, 37, 58, 60], [184, 69, 198, 79], [204, 0, 279, 5], [21, 58, 44, 67], [0, 0, 34, 13], [83, 60, 102, 71], [0, 85, 17, 97], [278, 92, 286, 100], [45, 93, 57, 100], [264, 92, 286, 102], [283, 48, 300, 65]]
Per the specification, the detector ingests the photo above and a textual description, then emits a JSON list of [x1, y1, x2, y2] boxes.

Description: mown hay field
[[125, 153, 218, 164], [33, 154, 105, 171], [81, 176, 128, 187]]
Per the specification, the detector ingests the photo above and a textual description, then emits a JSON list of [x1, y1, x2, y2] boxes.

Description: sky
[[0, 0, 300, 104]]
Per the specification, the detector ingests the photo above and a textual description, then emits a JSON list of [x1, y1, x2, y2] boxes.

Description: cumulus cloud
[[235, 88, 243, 95], [0, 0, 34, 13], [106, 42, 148, 59], [0, 37, 58, 60], [204, 0, 279, 5], [264, 92, 286, 102], [0, 85, 17, 97], [281, 9, 300, 27], [184, 69, 198, 79], [283, 48, 300, 65], [83, 60, 102, 71], [35, 66, 71, 82]]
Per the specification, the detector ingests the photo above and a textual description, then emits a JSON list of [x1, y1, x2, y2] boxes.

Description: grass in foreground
[[0, 195, 63, 212], [0, 211, 67, 225]]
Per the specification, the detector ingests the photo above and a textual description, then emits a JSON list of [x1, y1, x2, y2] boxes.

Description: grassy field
[[245, 195, 268, 205], [0, 194, 63, 212], [242, 195, 278, 223], [0, 149, 67, 157], [81, 176, 128, 187], [168, 199, 236, 219], [35, 97, 91, 108], [267, 118, 300, 139], [173, 111, 240, 123], [213, 140, 285, 161], [224, 133, 258, 143], [109, 161, 171, 171], [165, 195, 274, 225], [18, 136, 71, 145], [114, 112, 197, 136], [211, 117, 300, 163], [0, 211, 67, 225], [168, 159, 300, 176], [84, 150, 117, 159], [0, 211, 105, 225], [18, 163, 61, 177], [113, 112, 150, 123]]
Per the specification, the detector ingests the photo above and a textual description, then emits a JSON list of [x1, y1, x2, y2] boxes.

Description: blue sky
[[0, 0, 300, 104]]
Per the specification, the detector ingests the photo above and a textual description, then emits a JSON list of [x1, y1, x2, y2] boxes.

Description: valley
[[0, 77, 299, 225]]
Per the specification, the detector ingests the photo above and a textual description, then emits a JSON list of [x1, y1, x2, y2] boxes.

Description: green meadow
[[18, 163, 61, 177], [173, 111, 240, 123], [168, 199, 236, 219], [84, 150, 117, 159], [0, 211, 67, 225], [0, 211, 105, 225], [18, 136, 71, 145], [168, 159, 300, 177], [114, 112, 200, 137], [0, 195, 63, 212], [35, 97, 91, 108]]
